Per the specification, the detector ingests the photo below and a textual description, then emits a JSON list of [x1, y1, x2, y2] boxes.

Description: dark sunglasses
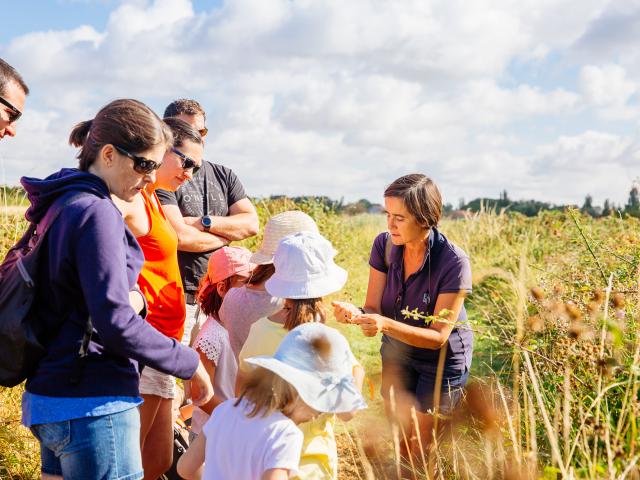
[[172, 148, 200, 174], [198, 127, 208, 138], [113, 145, 162, 174], [0, 96, 22, 123]]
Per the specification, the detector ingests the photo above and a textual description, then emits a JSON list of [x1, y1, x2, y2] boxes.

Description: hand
[[353, 314, 387, 337], [190, 360, 214, 407], [331, 301, 362, 324]]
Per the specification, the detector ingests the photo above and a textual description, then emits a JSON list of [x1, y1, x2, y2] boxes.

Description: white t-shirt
[[202, 398, 304, 480], [220, 286, 283, 357], [192, 317, 238, 434]]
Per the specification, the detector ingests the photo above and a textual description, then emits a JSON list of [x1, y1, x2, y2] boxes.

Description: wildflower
[[615, 309, 625, 320]]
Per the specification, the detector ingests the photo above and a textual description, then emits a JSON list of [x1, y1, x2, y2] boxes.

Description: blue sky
[[1, 0, 639, 206]]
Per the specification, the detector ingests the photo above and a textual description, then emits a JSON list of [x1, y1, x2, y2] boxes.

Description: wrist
[[201, 215, 213, 232]]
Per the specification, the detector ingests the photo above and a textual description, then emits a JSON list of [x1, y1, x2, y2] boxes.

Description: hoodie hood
[[21, 168, 111, 223]]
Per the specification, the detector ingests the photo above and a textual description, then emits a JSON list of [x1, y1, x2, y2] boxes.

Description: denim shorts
[[381, 341, 469, 414], [30, 407, 143, 479]]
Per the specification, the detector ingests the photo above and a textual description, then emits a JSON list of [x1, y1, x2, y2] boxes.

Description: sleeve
[[262, 423, 304, 475], [438, 251, 472, 294], [368, 232, 389, 273], [155, 188, 179, 207], [73, 201, 199, 380], [224, 167, 247, 206], [193, 319, 222, 365]]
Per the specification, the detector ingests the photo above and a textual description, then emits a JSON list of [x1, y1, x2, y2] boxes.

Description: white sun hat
[[265, 231, 347, 299], [245, 322, 367, 414], [250, 210, 319, 265]]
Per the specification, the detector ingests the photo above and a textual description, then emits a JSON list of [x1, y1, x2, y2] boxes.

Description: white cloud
[[1, 0, 639, 207]]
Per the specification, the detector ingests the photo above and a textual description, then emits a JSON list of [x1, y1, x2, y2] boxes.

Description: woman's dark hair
[[163, 117, 202, 149], [247, 263, 275, 287], [69, 99, 173, 171], [384, 174, 442, 228]]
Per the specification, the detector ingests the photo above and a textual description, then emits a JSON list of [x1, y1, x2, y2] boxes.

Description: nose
[[5, 124, 16, 137], [145, 170, 157, 185], [183, 169, 193, 181]]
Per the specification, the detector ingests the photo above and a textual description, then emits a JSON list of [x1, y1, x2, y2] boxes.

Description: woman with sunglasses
[[19, 99, 213, 480], [112, 117, 204, 479]]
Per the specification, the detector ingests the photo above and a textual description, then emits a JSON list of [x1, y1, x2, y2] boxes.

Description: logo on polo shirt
[[423, 293, 430, 305]]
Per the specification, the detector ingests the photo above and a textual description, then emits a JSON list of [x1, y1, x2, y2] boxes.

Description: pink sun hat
[[203, 246, 256, 287]]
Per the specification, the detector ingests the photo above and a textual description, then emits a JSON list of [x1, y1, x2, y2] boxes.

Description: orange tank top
[[136, 190, 186, 341]]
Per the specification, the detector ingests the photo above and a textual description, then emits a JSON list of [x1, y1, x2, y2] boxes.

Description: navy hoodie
[[21, 168, 199, 397]]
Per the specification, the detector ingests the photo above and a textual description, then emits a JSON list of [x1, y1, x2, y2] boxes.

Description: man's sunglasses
[[172, 148, 200, 174], [0, 96, 22, 123], [113, 145, 162, 174], [198, 127, 208, 138]]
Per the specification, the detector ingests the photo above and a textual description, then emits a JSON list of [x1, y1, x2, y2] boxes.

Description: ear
[[100, 144, 116, 168], [216, 281, 228, 297]]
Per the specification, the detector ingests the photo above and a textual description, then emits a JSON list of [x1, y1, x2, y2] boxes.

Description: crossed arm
[[163, 198, 258, 252]]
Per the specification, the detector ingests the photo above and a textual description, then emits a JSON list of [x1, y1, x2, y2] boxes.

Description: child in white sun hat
[[220, 210, 319, 358], [235, 231, 365, 480], [177, 322, 367, 480]]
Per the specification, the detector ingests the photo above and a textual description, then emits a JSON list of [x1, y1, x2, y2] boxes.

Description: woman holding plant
[[333, 173, 472, 457]]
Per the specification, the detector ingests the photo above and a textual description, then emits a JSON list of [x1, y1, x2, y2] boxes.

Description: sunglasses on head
[[172, 147, 200, 174], [113, 145, 162, 174], [0, 96, 22, 123]]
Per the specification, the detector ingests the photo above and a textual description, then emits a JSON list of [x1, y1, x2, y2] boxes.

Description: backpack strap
[[384, 232, 393, 270], [33, 192, 95, 385]]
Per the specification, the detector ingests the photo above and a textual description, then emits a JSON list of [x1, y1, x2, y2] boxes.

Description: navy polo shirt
[[369, 228, 473, 374]]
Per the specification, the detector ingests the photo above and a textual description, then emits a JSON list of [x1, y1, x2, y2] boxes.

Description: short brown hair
[[384, 174, 442, 228], [164, 99, 206, 120], [236, 367, 300, 418], [69, 99, 172, 171], [284, 298, 326, 331], [0, 58, 29, 96], [163, 117, 203, 148]]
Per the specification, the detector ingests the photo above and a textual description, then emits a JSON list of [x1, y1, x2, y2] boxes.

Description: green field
[[2, 199, 640, 479]]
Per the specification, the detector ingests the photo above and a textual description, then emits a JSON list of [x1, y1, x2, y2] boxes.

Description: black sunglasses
[[0, 96, 22, 123], [113, 145, 162, 174], [172, 148, 200, 174]]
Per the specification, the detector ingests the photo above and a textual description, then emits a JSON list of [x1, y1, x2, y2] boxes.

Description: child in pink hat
[[189, 246, 256, 437]]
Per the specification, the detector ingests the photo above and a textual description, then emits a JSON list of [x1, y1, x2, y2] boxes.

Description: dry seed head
[[527, 315, 544, 333], [530, 286, 544, 301], [587, 301, 600, 315], [464, 382, 499, 431], [591, 290, 605, 304], [568, 321, 592, 341], [553, 284, 565, 295], [613, 293, 625, 308], [564, 303, 583, 321]]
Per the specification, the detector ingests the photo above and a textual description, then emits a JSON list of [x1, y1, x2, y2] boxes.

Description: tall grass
[[1, 197, 639, 479]]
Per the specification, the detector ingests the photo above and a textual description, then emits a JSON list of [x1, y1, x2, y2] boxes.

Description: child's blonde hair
[[235, 367, 300, 418], [284, 298, 326, 331]]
